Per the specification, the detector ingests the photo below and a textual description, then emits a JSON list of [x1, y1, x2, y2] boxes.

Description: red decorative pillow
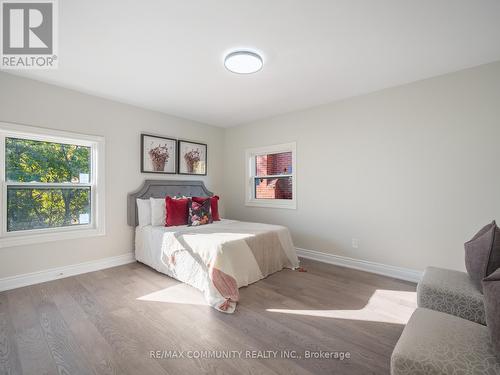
[[193, 196, 220, 221], [165, 196, 189, 226]]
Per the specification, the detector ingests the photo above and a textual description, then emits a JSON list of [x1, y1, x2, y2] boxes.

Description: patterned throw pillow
[[188, 198, 213, 226], [192, 196, 221, 221]]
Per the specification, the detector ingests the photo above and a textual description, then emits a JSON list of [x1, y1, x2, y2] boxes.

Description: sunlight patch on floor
[[137, 283, 208, 306], [266, 289, 416, 324]]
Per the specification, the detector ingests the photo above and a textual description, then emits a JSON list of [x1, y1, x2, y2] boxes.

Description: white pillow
[[136, 199, 151, 227], [150, 197, 166, 226]]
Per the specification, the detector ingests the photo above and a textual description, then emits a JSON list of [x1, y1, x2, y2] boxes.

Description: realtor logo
[[1, 0, 58, 69]]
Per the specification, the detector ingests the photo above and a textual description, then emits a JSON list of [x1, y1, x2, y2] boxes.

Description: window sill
[[0, 227, 105, 248], [245, 200, 297, 210]]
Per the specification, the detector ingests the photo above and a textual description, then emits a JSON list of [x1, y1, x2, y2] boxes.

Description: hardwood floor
[[0, 258, 416, 375]]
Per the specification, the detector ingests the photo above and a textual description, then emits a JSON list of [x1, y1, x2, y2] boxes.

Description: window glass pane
[[7, 187, 91, 232], [254, 177, 292, 200], [255, 152, 292, 176], [5, 137, 91, 183]]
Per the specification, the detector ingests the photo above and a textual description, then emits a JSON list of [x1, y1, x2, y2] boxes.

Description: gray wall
[[223, 61, 500, 272], [1, 61, 499, 279], [0, 73, 225, 278]]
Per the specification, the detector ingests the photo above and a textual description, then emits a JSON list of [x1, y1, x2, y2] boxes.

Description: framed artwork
[[141, 134, 177, 174], [178, 140, 207, 175]]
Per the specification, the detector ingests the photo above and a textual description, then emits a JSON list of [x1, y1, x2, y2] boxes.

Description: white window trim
[[0, 121, 105, 248], [245, 142, 296, 209]]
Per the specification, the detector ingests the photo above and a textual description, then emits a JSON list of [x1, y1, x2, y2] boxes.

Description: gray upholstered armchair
[[391, 266, 500, 375]]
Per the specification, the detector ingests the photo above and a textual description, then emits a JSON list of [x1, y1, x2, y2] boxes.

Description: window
[[0, 122, 105, 247], [245, 142, 296, 209]]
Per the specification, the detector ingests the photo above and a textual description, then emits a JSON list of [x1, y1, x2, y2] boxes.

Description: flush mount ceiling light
[[224, 50, 263, 74]]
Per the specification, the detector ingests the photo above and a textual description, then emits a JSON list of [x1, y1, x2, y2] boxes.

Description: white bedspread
[[135, 219, 299, 313]]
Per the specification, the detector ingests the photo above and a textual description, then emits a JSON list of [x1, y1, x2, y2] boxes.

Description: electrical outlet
[[351, 238, 360, 249]]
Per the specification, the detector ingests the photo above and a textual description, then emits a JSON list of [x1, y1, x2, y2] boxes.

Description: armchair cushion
[[391, 308, 500, 375], [417, 266, 485, 324]]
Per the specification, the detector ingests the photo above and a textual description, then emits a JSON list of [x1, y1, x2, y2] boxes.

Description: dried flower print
[[149, 143, 170, 171], [184, 148, 201, 173]]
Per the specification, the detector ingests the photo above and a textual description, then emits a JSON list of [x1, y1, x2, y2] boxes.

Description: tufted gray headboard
[[127, 179, 213, 226]]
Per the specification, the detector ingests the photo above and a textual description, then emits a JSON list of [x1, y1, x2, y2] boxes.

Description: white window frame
[[245, 142, 296, 209], [0, 122, 105, 248]]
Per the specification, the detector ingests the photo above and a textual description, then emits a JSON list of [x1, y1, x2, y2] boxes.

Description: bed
[[128, 180, 300, 313]]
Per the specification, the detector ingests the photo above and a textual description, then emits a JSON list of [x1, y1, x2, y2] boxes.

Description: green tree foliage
[[6, 138, 91, 231]]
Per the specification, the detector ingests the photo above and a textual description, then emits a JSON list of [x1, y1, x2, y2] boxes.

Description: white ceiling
[[8, 0, 500, 127]]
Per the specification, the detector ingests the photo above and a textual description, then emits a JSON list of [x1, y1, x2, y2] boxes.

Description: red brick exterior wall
[[255, 152, 292, 199]]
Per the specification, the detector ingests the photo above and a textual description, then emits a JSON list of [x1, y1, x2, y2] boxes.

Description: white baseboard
[[296, 247, 422, 283], [0, 253, 136, 292], [0, 248, 420, 292]]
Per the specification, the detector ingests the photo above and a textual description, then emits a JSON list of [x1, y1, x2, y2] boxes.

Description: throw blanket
[[160, 220, 300, 313]]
